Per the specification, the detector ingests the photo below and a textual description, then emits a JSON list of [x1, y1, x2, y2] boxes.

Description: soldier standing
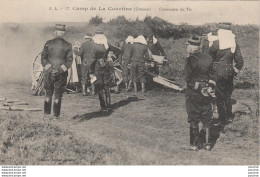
[[73, 33, 95, 96], [146, 34, 166, 56], [91, 30, 113, 111], [184, 36, 217, 151], [41, 24, 73, 118], [146, 34, 166, 87], [119, 36, 134, 91], [207, 23, 244, 126], [131, 35, 149, 93]]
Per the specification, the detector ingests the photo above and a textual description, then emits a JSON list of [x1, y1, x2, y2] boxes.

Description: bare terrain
[[0, 81, 258, 165]]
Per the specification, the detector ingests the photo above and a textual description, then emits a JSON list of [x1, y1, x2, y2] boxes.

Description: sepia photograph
[[0, 0, 259, 172]]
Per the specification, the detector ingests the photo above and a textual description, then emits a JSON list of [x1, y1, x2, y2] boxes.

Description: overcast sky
[[0, 0, 259, 25]]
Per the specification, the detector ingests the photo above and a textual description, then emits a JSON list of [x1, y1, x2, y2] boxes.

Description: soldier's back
[[131, 43, 148, 62], [81, 41, 94, 60], [46, 37, 71, 58], [187, 52, 214, 79], [122, 43, 133, 60]]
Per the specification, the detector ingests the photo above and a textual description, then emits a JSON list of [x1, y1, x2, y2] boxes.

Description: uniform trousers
[[131, 61, 146, 83], [94, 61, 114, 109], [122, 60, 131, 83], [186, 91, 213, 128], [81, 60, 93, 85], [44, 71, 67, 100], [215, 77, 234, 123]]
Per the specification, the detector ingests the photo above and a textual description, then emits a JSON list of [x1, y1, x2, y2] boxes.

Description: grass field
[[0, 21, 259, 165]]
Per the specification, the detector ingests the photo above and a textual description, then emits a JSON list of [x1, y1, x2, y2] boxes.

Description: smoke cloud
[[0, 23, 54, 83]]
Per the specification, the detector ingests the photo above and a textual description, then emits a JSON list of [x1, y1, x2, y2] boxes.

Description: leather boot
[[189, 126, 199, 151], [86, 87, 90, 94], [99, 90, 106, 111], [125, 83, 128, 92], [105, 88, 111, 110], [134, 82, 137, 93], [44, 97, 52, 115], [91, 84, 95, 95], [82, 84, 86, 96], [141, 83, 146, 93], [128, 80, 132, 91], [204, 128, 211, 151], [53, 99, 61, 118]]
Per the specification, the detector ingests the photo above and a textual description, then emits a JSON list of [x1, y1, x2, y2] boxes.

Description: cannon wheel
[[31, 53, 45, 96]]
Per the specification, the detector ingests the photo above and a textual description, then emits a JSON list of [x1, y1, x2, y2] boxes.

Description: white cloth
[[67, 53, 79, 83], [218, 29, 236, 53], [125, 36, 134, 44], [152, 35, 158, 44], [84, 35, 92, 39], [92, 34, 109, 49], [134, 35, 147, 45], [207, 32, 219, 47]]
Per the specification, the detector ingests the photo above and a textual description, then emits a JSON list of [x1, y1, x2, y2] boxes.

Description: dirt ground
[[0, 81, 258, 165]]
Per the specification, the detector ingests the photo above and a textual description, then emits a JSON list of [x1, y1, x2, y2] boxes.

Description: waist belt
[[48, 57, 65, 66], [188, 80, 208, 90]]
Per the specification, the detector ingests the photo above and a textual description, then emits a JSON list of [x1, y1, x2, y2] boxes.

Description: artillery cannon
[[31, 44, 184, 96]]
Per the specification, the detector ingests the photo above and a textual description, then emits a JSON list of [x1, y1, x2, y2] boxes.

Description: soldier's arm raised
[[41, 42, 53, 73], [233, 43, 244, 74]]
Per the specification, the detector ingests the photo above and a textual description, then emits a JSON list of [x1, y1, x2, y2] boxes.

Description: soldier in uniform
[[119, 36, 134, 91], [41, 24, 73, 118], [146, 35, 166, 88], [207, 23, 244, 126], [91, 30, 113, 111], [131, 35, 149, 93], [146, 34, 166, 56], [184, 36, 217, 151], [73, 33, 95, 96]]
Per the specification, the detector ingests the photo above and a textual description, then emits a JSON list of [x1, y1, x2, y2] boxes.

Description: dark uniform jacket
[[119, 43, 133, 63], [147, 41, 165, 56], [201, 36, 209, 53], [131, 43, 149, 62], [92, 43, 107, 60], [41, 37, 73, 72], [184, 51, 217, 96], [74, 41, 94, 63], [207, 40, 243, 78]]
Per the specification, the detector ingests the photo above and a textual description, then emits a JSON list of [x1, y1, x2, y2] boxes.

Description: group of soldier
[[41, 22, 243, 151], [185, 22, 243, 150]]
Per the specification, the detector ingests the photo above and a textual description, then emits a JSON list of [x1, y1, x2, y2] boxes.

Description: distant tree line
[[89, 15, 259, 40]]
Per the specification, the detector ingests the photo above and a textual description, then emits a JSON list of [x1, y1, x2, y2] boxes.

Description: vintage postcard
[[0, 0, 259, 176]]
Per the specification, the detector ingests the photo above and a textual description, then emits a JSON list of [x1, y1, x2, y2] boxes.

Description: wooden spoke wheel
[[31, 53, 45, 96]]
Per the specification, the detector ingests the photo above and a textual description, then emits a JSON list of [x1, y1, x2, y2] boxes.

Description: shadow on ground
[[197, 125, 224, 150], [72, 96, 145, 121], [234, 81, 256, 89]]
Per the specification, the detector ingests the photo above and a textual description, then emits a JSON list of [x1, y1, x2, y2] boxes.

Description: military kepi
[[55, 24, 66, 31], [218, 22, 231, 30], [186, 36, 201, 46], [84, 33, 92, 39], [95, 29, 104, 34]]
